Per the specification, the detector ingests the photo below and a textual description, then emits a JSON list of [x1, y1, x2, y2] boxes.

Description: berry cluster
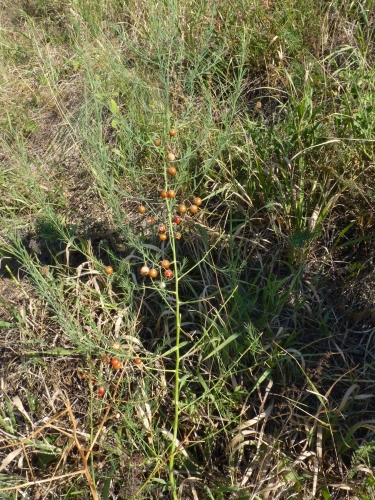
[[136, 128, 204, 279], [140, 259, 173, 280], [79, 354, 143, 399], [137, 195, 202, 244]]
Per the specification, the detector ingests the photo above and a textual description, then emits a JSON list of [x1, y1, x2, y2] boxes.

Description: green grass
[[1, 0, 375, 498]]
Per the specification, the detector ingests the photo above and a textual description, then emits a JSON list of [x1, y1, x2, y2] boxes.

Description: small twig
[[84, 363, 126, 461], [0, 470, 85, 492], [65, 397, 99, 500], [21, 442, 36, 482], [0, 409, 69, 450], [5, 265, 30, 300]]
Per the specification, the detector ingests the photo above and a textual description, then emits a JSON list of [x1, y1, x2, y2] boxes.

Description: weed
[[1, 1, 375, 499]]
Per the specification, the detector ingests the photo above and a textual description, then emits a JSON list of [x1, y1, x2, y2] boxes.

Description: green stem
[[167, 200, 181, 500]]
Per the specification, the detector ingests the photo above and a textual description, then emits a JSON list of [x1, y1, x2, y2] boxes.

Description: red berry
[[159, 224, 167, 233], [98, 386, 105, 398], [173, 216, 181, 224], [164, 269, 173, 279]]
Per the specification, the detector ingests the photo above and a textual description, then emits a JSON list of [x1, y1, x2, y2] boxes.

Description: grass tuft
[[1, 0, 375, 498]]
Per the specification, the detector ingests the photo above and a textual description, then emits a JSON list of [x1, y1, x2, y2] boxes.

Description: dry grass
[[1, 1, 375, 499]]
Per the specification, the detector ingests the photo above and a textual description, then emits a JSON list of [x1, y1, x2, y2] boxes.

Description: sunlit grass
[[1, 1, 375, 499]]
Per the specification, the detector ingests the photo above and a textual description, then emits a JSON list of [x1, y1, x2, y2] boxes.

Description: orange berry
[[149, 268, 158, 278], [140, 265, 150, 276], [154, 138, 161, 146], [138, 205, 146, 214], [161, 259, 170, 269], [160, 233, 168, 242], [161, 190, 168, 199], [189, 205, 198, 214], [104, 266, 114, 275], [111, 357, 122, 370], [168, 166, 177, 176], [193, 197, 202, 206], [168, 190, 176, 198], [134, 357, 142, 365], [169, 128, 177, 137], [178, 204, 187, 214]]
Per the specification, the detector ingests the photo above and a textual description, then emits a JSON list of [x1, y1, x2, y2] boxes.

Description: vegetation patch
[[1, 1, 375, 498]]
